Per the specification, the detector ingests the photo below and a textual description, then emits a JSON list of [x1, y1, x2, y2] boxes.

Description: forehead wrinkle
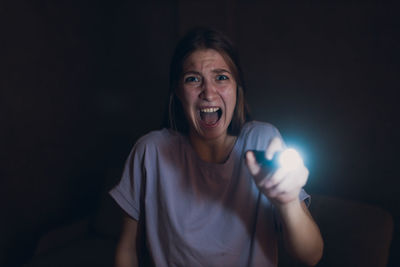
[[183, 62, 231, 76], [183, 49, 231, 74]]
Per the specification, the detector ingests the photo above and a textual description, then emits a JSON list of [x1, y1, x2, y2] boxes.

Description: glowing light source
[[252, 148, 304, 171], [278, 148, 303, 171]]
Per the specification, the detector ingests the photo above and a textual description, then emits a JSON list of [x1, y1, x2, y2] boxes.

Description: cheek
[[222, 86, 237, 111]]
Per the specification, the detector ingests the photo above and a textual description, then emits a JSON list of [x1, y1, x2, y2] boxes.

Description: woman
[[110, 27, 323, 267]]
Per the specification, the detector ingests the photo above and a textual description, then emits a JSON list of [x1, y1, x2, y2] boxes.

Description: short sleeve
[[299, 189, 311, 207], [109, 143, 146, 220]]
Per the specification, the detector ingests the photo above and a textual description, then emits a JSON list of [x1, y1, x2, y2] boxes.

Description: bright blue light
[[278, 148, 304, 170]]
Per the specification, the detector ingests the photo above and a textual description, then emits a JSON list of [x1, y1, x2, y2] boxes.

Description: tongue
[[200, 112, 219, 125]]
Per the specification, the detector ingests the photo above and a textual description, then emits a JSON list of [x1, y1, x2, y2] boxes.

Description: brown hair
[[167, 27, 250, 135]]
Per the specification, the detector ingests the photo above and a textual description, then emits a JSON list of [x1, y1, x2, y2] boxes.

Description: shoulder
[[131, 128, 181, 157], [134, 128, 180, 150], [241, 121, 280, 138], [239, 121, 282, 150]]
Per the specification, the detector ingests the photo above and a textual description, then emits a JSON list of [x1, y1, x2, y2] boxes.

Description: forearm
[[278, 200, 323, 266], [115, 215, 139, 267], [115, 245, 138, 267]]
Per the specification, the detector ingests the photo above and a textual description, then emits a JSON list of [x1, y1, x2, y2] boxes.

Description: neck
[[189, 132, 237, 164]]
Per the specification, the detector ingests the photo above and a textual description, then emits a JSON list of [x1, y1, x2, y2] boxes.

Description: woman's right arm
[[115, 214, 139, 267]]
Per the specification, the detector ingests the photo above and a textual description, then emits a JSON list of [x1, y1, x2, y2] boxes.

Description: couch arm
[[309, 195, 393, 267], [33, 217, 91, 256]]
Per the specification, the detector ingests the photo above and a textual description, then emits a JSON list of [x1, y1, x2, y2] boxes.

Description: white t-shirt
[[110, 121, 310, 267]]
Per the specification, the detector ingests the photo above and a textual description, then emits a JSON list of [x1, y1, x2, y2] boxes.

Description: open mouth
[[199, 107, 222, 125]]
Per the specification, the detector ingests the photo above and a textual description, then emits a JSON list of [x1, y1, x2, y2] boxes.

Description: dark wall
[[239, 3, 399, 201], [1, 1, 399, 266], [1, 1, 107, 264]]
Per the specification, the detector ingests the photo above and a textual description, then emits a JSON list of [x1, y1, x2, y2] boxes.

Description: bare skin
[[245, 137, 323, 266], [178, 49, 238, 163], [114, 49, 323, 266], [115, 215, 138, 267]]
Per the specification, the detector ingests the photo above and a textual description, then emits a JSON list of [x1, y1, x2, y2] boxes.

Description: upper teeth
[[200, 107, 220, 113]]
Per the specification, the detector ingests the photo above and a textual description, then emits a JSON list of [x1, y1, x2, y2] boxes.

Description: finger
[[266, 137, 284, 160], [264, 166, 287, 188], [245, 150, 261, 176], [270, 172, 298, 196], [297, 165, 309, 187], [270, 166, 309, 194]]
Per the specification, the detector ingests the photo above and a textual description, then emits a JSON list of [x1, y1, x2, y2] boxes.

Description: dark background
[[1, 0, 399, 266]]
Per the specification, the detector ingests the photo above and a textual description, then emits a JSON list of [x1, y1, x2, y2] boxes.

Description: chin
[[195, 124, 229, 140]]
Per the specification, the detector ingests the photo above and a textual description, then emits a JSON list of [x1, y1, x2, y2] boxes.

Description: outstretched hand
[[245, 137, 309, 207]]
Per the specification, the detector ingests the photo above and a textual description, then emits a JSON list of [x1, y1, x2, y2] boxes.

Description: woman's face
[[178, 49, 237, 141]]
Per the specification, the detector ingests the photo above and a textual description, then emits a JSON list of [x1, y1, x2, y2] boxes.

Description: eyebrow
[[212, 68, 231, 74], [182, 69, 231, 76], [182, 71, 201, 76]]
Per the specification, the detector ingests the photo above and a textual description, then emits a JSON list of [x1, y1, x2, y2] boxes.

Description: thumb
[[245, 150, 261, 176]]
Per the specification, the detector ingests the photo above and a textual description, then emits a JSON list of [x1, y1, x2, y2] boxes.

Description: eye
[[216, 75, 229, 81], [184, 76, 200, 83]]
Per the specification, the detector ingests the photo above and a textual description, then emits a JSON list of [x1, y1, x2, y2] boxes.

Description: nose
[[199, 79, 217, 101]]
